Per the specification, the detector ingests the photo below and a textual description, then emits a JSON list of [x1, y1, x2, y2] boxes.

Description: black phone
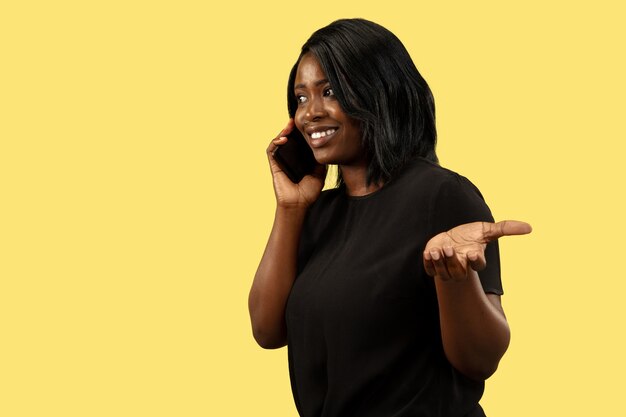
[[273, 129, 317, 183]]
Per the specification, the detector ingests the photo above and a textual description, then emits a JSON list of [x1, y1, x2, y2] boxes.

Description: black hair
[[287, 18, 438, 186]]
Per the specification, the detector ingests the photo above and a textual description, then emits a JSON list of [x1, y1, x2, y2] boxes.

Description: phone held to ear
[[272, 129, 317, 183]]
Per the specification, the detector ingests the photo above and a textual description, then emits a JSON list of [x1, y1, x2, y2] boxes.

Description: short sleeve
[[429, 174, 503, 295]]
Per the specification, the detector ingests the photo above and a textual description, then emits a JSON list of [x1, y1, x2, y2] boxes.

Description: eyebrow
[[294, 78, 329, 89]]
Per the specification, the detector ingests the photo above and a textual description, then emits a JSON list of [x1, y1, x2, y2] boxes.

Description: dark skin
[[249, 54, 532, 380], [424, 221, 531, 379]]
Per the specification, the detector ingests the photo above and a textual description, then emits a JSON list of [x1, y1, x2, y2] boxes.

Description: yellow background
[[1, 1, 624, 415]]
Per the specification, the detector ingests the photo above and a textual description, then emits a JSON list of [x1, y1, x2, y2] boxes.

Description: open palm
[[423, 221, 532, 281]]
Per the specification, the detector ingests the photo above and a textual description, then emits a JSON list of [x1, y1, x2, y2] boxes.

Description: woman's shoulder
[[393, 157, 476, 194], [386, 158, 490, 225]]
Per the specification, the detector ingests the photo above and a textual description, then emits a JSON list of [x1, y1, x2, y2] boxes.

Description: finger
[[429, 249, 452, 281], [482, 220, 532, 242], [442, 246, 467, 281], [423, 251, 436, 277], [269, 118, 298, 153], [267, 135, 288, 155], [268, 119, 295, 154], [275, 118, 295, 140], [467, 250, 487, 271]]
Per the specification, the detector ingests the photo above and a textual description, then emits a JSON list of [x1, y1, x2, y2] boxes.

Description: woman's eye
[[296, 95, 307, 104], [324, 88, 335, 97]]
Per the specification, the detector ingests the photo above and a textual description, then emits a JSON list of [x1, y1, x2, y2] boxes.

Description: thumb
[[483, 220, 532, 242]]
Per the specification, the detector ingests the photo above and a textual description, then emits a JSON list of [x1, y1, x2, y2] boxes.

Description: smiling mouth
[[310, 128, 337, 139]]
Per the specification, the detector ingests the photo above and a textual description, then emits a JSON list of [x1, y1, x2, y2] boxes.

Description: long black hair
[[287, 18, 438, 186]]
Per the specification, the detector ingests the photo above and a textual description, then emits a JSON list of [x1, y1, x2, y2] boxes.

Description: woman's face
[[293, 53, 365, 167]]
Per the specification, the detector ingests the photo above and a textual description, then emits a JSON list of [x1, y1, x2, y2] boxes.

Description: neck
[[340, 164, 383, 197]]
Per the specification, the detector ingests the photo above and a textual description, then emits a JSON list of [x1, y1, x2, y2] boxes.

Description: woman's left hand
[[423, 220, 532, 281]]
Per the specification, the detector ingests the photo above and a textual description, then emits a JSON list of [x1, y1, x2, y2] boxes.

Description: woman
[[249, 18, 531, 417]]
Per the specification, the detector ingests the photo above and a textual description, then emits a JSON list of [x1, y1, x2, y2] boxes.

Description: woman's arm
[[423, 221, 531, 380], [249, 206, 308, 349], [434, 269, 510, 381], [248, 120, 325, 349]]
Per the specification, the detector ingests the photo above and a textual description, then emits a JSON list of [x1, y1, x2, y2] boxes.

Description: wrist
[[275, 204, 308, 220], [276, 199, 312, 212]]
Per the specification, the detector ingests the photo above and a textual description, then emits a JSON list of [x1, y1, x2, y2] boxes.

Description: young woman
[[249, 18, 531, 417]]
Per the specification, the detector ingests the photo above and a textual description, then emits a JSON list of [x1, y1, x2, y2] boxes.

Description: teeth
[[311, 129, 336, 139]]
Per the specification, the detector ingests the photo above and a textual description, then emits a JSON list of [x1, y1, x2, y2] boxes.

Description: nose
[[303, 96, 327, 124]]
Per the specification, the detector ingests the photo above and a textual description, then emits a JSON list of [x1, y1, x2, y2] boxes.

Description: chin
[[311, 149, 333, 165]]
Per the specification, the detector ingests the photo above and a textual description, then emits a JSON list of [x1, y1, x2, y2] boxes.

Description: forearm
[[249, 206, 308, 349], [435, 270, 510, 381]]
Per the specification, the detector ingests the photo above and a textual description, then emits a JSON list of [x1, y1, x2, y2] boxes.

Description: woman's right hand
[[267, 119, 326, 209]]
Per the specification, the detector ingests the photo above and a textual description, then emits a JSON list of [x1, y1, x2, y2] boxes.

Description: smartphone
[[273, 129, 317, 183]]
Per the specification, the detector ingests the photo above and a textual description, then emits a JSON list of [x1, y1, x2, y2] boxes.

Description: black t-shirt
[[285, 158, 501, 417]]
